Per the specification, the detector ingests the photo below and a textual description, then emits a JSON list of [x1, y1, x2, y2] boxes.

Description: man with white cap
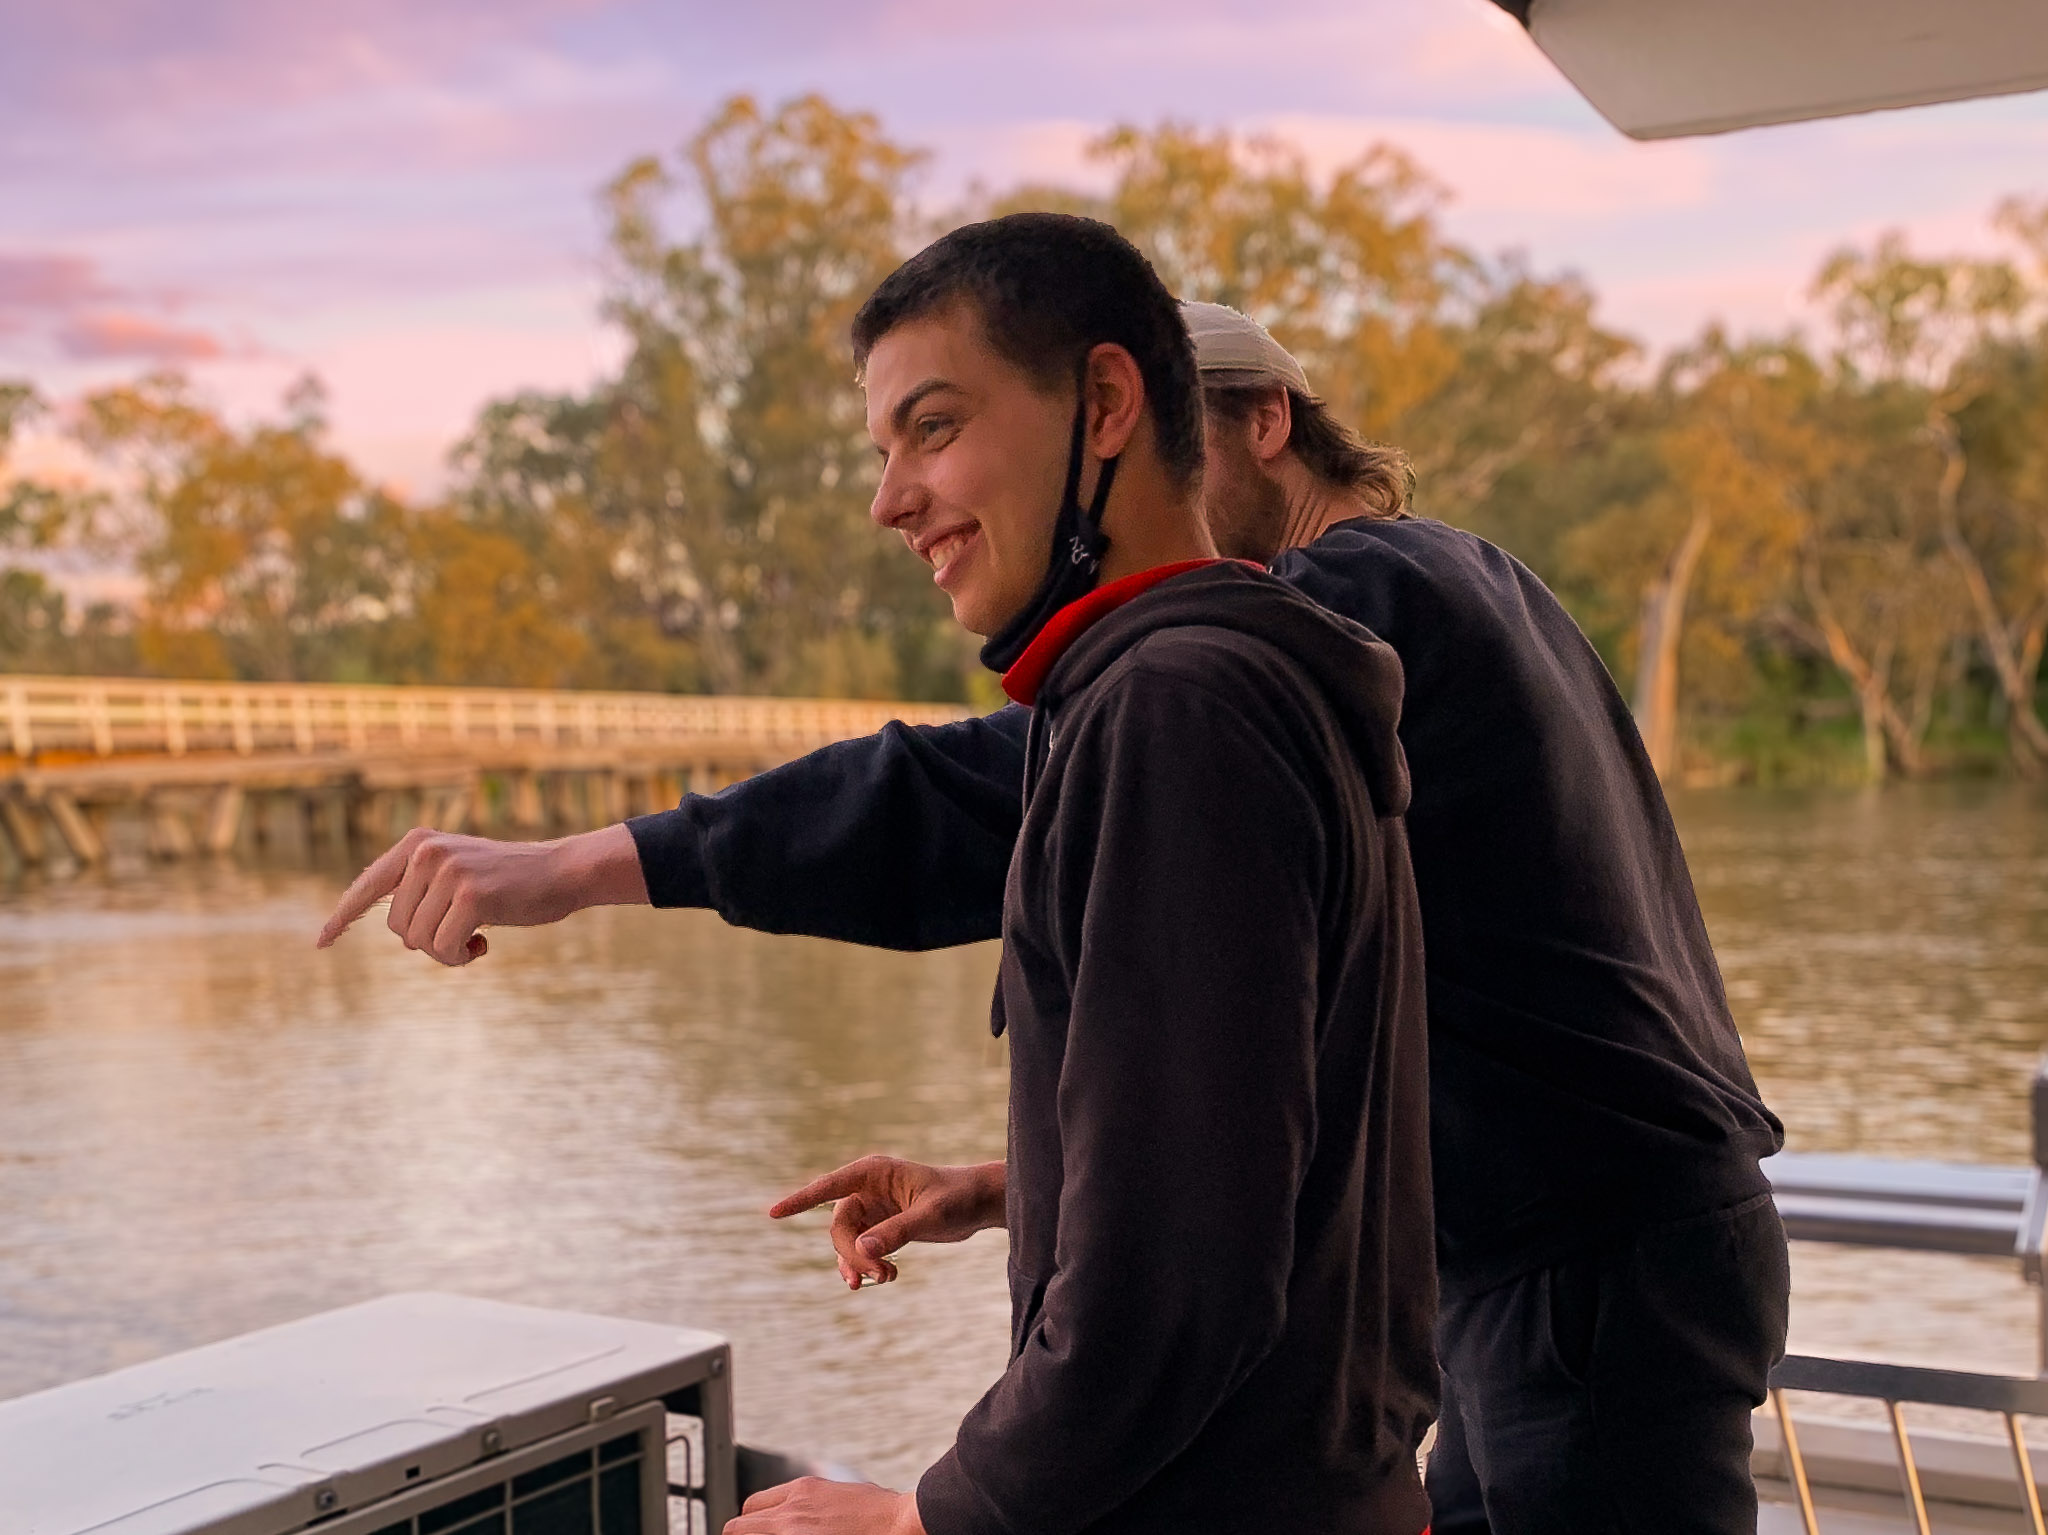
[[322, 298, 1789, 1534], [1180, 300, 1415, 563]]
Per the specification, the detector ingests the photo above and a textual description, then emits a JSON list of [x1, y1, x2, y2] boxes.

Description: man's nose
[[870, 457, 923, 530]]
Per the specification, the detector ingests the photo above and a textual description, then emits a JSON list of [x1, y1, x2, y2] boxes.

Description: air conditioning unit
[[0, 1294, 738, 1535]]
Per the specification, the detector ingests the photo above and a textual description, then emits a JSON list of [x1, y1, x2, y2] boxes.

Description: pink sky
[[4, 0, 2046, 493]]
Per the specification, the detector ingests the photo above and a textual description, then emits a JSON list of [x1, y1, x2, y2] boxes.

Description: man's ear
[[1082, 343, 1146, 461], [1249, 386, 1292, 466]]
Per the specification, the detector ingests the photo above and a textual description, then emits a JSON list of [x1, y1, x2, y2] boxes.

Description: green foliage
[[585, 94, 961, 699]]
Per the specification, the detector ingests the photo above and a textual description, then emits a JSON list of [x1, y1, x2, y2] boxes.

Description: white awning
[[1518, 0, 2048, 139]]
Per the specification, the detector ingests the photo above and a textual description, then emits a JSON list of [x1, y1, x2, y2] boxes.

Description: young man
[[320, 306, 1786, 1530], [741, 219, 1438, 1533]]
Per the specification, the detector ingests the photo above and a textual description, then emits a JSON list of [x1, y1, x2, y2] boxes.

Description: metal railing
[[1769, 1355, 2048, 1535], [1763, 1060, 2048, 1368], [1768, 1151, 2040, 1257], [1756, 1063, 2048, 1530], [0, 673, 969, 760]]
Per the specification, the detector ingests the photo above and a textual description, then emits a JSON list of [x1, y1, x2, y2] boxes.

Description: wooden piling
[[147, 799, 197, 860], [45, 793, 105, 865], [546, 772, 581, 832], [352, 791, 393, 849], [510, 772, 545, 831], [204, 786, 244, 855], [307, 791, 349, 855], [1, 797, 46, 867]]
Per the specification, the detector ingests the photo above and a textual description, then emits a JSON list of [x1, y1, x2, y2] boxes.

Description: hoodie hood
[[1036, 561, 1410, 817]]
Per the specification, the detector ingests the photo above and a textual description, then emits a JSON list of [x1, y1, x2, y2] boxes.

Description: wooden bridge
[[0, 674, 968, 870]]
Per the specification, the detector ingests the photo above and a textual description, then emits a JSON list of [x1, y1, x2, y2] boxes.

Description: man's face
[[865, 305, 1071, 637], [1200, 400, 1290, 564]]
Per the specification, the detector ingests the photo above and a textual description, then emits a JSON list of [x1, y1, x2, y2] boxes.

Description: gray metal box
[[0, 1293, 736, 1535]]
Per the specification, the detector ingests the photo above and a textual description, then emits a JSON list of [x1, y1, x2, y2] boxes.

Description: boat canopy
[[1490, 0, 2048, 139]]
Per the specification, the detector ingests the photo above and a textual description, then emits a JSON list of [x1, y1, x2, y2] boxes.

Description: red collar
[[1000, 558, 1225, 706]]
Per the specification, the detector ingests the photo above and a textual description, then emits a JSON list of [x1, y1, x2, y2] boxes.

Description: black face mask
[[978, 382, 1121, 675]]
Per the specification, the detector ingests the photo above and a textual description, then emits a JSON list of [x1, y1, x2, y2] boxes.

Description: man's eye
[[917, 416, 953, 445]]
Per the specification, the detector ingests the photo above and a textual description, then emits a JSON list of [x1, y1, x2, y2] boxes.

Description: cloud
[[944, 111, 1717, 227], [0, 0, 618, 120], [56, 313, 224, 363], [0, 251, 230, 363], [1255, 113, 1718, 220], [0, 254, 111, 317]]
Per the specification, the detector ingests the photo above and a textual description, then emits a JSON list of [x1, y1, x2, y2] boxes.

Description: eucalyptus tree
[[73, 374, 404, 683], [1815, 212, 2048, 773], [590, 95, 961, 700]]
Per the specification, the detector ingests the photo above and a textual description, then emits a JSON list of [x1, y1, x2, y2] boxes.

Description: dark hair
[[1205, 385, 1413, 518], [851, 213, 1203, 485]]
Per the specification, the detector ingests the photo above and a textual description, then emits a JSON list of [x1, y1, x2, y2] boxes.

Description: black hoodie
[[627, 517, 1783, 1297], [913, 561, 1435, 1535]]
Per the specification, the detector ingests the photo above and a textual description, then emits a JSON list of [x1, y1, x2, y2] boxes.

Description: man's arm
[[318, 707, 1028, 961], [918, 670, 1334, 1535], [626, 706, 1028, 950]]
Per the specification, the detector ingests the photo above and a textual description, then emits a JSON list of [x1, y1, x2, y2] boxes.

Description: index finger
[[316, 837, 420, 948], [768, 1161, 878, 1220]]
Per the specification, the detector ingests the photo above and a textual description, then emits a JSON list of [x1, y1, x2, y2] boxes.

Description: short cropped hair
[[1205, 385, 1413, 518], [851, 213, 1204, 486]]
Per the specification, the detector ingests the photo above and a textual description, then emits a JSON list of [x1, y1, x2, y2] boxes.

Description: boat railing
[[1762, 1058, 2048, 1369], [1766, 1354, 2048, 1535]]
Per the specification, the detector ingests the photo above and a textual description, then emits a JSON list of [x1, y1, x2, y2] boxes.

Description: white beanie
[[1180, 301, 1312, 395]]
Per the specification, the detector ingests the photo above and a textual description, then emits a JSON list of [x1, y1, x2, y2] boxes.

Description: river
[[1, 784, 2045, 1484]]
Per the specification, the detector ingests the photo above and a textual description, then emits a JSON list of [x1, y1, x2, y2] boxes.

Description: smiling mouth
[[922, 526, 979, 582]]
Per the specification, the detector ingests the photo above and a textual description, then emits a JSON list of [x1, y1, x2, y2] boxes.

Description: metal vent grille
[[317, 1405, 683, 1535], [358, 1430, 649, 1535]]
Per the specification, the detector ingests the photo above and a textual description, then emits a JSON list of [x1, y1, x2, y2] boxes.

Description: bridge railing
[[1, 674, 971, 760]]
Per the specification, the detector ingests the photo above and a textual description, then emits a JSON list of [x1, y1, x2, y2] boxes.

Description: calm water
[[2, 784, 2046, 1482]]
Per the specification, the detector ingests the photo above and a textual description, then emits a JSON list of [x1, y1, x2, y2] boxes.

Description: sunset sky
[[6, 0, 2048, 493]]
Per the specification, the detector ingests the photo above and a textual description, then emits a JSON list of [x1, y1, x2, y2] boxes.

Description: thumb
[[855, 1210, 925, 1260]]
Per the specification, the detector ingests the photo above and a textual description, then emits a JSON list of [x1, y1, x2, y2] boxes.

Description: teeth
[[928, 530, 970, 570]]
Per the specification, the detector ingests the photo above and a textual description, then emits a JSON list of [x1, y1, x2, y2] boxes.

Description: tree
[[1567, 338, 1818, 777], [1814, 221, 2048, 773], [76, 374, 404, 682], [1790, 377, 1966, 781], [586, 94, 963, 699], [0, 381, 106, 675], [1409, 265, 1636, 567], [1023, 124, 1634, 569], [1066, 123, 1464, 442]]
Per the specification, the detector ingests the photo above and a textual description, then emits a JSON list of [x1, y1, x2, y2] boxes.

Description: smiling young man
[[720, 215, 1437, 1535]]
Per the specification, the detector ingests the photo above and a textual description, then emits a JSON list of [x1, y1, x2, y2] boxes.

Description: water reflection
[[1674, 784, 2048, 1387], [1678, 784, 2048, 1165], [1, 784, 2045, 1482], [0, 866, 1011, 1485]]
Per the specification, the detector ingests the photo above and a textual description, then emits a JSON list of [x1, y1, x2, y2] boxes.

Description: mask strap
[[977, 363, 1119, 675]]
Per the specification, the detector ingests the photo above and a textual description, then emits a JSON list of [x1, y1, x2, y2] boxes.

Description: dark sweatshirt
[[905, 560, 1432, 1535], [627, 517, 1783, 1298]]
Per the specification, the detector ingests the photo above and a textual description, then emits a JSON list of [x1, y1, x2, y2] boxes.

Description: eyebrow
[[887, 377, 963, 437]]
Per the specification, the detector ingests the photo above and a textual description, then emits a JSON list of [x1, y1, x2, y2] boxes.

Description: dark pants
[[1426, 1191, 1790, 1535]]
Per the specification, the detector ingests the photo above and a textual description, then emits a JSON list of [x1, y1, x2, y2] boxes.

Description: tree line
[[4, 95, 2046, 782]]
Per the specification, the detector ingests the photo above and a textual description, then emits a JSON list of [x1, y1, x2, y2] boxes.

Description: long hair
[[1206, 385, 1412, 517]]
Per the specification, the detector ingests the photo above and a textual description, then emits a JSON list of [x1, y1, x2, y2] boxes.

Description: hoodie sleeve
[[622, 706, 1027, 952], [918, 664, 1340, 1535]]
